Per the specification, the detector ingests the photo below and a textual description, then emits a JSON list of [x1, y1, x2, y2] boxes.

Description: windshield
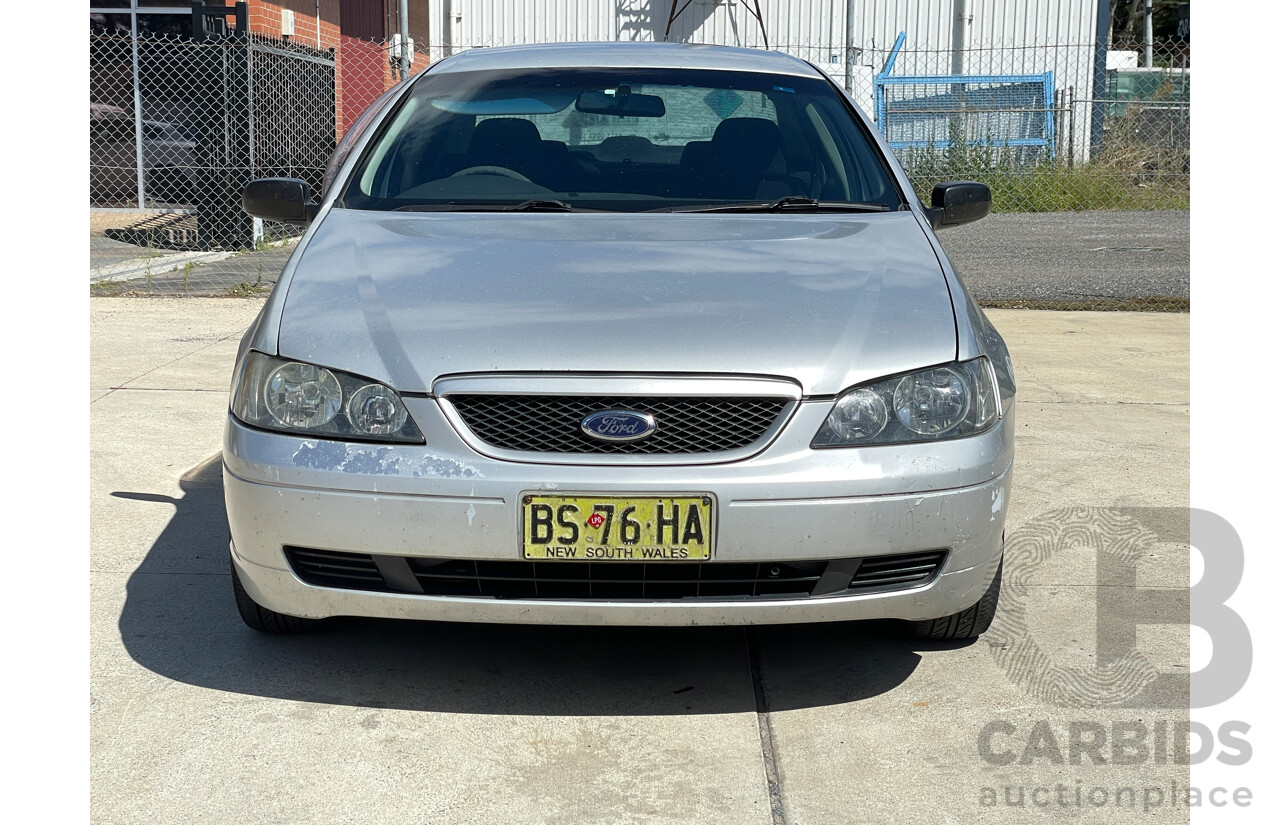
[[342, 66, 903, 212]]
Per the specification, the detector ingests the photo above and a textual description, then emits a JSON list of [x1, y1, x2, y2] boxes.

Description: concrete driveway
[[90, 298, 1189, 824]]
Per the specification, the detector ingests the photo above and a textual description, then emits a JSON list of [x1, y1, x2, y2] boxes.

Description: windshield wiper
[[663, 196, 891, 214], [395, 199, 574, 212]]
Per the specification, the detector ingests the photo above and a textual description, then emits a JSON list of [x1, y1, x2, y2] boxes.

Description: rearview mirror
[[243, 177, 319, 224], [926, 181, 991, 229], [576, 87, 666, 118]]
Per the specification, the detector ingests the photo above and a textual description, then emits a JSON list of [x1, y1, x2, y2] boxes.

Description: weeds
[[227, 280, 265, 297], [227, 266, 267, 297], [901, 115, 1189, 213], [981, 296, 1189, 312]]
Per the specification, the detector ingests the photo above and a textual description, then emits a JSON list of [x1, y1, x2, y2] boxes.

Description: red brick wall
[[249, 0, 341, 49], [339, 35, 391, 133]]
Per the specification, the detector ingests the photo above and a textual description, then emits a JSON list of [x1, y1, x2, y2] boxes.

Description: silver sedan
[[227, 42, 1014, 638]]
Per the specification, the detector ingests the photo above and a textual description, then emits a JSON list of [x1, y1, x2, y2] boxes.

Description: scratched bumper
[[223, 399, 1013, 625]]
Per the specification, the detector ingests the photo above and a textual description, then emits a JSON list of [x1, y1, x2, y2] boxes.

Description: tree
[[1110, 1, 1191, 46], [1110, 0, 1139, 46]]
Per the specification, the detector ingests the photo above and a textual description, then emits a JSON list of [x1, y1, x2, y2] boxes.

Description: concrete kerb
[[90, 250, 234, 284]]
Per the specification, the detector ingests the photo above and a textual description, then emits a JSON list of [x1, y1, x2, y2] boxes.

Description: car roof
[[428, 41, 824, 78]]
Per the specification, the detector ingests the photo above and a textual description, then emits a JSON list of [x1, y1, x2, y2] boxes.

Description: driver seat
[[451, 118, 575, 189], [458, 118, 544, 178]]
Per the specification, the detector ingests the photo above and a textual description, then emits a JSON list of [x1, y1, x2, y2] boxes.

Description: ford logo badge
[[580, 410, 657, 443]]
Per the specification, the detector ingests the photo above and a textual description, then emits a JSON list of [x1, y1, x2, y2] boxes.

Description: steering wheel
[[448, 165, 532, 183]]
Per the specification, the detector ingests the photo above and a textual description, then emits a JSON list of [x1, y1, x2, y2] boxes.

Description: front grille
[[284, 548, 949, 601], [446, 395, 789, 454]]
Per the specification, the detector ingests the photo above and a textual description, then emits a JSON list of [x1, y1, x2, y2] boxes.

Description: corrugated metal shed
[[426, 1, 1102, 153], [427, 1, 1099, 58]]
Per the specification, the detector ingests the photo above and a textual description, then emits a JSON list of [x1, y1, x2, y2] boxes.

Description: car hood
[[276, 209, 956, 396]]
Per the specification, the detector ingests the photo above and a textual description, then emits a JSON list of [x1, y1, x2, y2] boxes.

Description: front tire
[[231, 558, 322, 633], [911, 559, 1002, 640]]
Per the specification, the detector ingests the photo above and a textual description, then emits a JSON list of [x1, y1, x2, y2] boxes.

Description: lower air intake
[[285, 548, 949, 601]]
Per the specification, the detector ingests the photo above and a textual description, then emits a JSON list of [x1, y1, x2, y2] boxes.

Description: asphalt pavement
[[91, 298, 1191, 824], [939, 210, 1190, 302]]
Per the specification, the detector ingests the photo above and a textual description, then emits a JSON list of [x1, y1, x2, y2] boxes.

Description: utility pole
[[950, 0, 972, 149], [844, 0, 855, 93], [1143, 0, 1154, 67], [398, 0, 411, 80], [951, 0, 971, 76]]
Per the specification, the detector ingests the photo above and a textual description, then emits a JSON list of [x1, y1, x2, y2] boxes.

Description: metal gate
[[90, 13, 336, 251]]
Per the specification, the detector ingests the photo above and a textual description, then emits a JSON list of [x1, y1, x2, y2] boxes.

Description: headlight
[[231, 352, 424, 443], [824, 388, 889, 441], [264, 362, 342, 428], [347, 383, 410, 435], [813, 357, 1000, 447], [893, 366, 970, 435]]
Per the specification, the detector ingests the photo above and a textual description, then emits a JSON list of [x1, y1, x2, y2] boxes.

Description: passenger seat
[[680, 118, 790, 200]]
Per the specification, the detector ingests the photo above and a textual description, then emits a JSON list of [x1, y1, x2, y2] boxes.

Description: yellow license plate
[[522, 494, 715, 561]]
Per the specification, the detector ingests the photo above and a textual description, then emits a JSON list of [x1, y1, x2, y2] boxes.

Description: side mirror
[[243, 178, 319, 224], [926, 181, 991, 229]]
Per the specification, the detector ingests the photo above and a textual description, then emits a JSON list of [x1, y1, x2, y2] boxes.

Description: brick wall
[[249, 0, 342, 49]]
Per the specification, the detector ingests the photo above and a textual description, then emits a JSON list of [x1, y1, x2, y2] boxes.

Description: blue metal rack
[[873, 32, 1056, 160]]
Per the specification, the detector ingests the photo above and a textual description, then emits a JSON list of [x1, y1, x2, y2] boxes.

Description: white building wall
[[427, 0, 1102, 156], [428, 1, 1098, 55]]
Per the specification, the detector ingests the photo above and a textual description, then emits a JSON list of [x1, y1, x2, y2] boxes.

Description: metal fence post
[[192, 1, 206, 42], [1067, 86, 1076, 168], [130, 13, 146, 209], [235, 0, 249, 39]]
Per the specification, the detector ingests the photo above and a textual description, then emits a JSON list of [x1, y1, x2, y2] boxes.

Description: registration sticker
[[521, 494, 715, 561]]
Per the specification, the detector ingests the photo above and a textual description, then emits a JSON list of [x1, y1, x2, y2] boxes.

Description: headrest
[[470, 118, 542, 153], [712, 118, 782, 152], [710, 118, 782, 171]]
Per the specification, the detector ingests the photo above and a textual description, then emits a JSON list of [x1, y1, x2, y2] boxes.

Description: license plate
[[522, 494, 715, 561]]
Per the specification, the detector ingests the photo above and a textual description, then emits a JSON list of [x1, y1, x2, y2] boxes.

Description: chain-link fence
[[781, 36, 1189, 214], [90, 29, 1188, 309], [91, 25, 348, 296]]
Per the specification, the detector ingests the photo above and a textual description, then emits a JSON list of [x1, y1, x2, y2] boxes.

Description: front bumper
[[224, 397, 1014, 625]]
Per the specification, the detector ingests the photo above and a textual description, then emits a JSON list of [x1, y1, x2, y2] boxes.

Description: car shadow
[[115, 454, 961, 716]]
